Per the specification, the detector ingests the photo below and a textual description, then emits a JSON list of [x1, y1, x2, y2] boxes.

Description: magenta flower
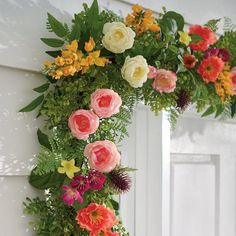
[[70, 175, 90, 194], [61, 185, 83, 206], [204, 48, 219, 59], [218, 49, 230, 62], [88, 170, 106, 190]]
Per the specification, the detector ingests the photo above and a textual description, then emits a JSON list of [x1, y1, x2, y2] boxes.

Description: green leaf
[[69, 17, 82, 41], [47, 13, 67, 38], [190, 34, 203, 43], [160, 18, 178, 35], [33, 83, 50, 93], [46, 50, 61, 58], [163, 11, 185, 31], [19, 95, 44, 112], [37, 129, 51, 150], [41, 38, 64, 47], [29, 169, 64, 189], [201, 106, 215, 117], [231, 96, 236, 117], [215, 105, 225, 118], [110, 199, 119, 211]]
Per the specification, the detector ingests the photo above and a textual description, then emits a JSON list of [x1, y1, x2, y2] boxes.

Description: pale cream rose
[[102, 22, 135, 54], [121, 55, 149, 88]]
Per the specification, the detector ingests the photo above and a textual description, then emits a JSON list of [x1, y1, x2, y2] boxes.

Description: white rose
[[121, 55, 149, 88], [102, 22, 135, 54]]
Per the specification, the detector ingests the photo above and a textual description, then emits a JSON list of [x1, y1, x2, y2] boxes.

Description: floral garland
[[21, 1, 236, 235]]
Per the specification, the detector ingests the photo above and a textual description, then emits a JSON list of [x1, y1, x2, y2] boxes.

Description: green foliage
[[19, 94, 44, 112], [47, 13, 69, 38], [204, 18, 221, 32], [41, 38, 65, 47], [33, 83, 50, 93]]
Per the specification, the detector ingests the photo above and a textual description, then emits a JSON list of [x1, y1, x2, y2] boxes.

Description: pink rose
[[68, 109, 99, 140], [91, 89, 122, 118], [152, 69, 177, 93], [84, 140, 121, 173], [231, 67, 236, 94], [148, 65, 158, 79]]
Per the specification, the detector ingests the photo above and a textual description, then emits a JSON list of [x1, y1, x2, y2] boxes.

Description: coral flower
[[148, 65, 158, 78], [183, 55, 196, 68], [70, 175, 90, 194], [61, 185, 83, 205], [76, 203, 117, 233], [197, 56, 225, 83], [189, 25, 217, 51], [58, 159, 80, 179], [88, 170, 106, 190]]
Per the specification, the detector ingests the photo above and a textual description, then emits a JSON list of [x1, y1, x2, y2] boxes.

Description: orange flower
[[90, 230, 118, 236], [132, 4, 142, 13], [125, 4, 160, 35], [76, 203, 117, 234], [85, 37, 95, 52]]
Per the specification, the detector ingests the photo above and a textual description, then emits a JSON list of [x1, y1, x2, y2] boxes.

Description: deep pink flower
[[70, 175, 90, 194], [231, 67, 236, 94], [88, 170, 106, 190], [61, 185, 83, 205], [204, 48, 220, 59], [218, 49, 230, 62]]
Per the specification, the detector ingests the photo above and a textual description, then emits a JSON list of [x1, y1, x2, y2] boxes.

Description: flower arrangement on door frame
[[21, 1, 236, 235]]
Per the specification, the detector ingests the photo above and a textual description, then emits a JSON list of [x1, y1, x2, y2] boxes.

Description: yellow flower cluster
[[44, 37, 110, 80], [215, 64, 234, 101], [125, 4, 160, 35]]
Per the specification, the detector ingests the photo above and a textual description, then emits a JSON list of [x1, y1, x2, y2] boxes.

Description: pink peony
[[61, 185, 83, 205], [152, 69, 177, 93], [90, 89, 122, 118], [84, 140, 121, 173], [148, 65, 158, 79], [231, 67, 236, 94], [68, 109, 99, 140]]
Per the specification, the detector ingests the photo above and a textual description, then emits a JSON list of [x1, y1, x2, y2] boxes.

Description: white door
[[170, 113, 236, 236]]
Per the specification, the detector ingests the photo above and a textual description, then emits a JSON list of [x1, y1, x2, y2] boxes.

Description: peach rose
[[231, 67, 236, 94], [84, 140, 121, 173], [91, 89, 122, 118], [76, 203, 117, 233], [68, 110, 99, 140], [148, 65, 158, 79], [152, 69, 177, 93]]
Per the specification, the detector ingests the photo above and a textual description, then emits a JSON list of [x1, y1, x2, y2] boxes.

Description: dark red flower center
[[98, 95, 112, 107]]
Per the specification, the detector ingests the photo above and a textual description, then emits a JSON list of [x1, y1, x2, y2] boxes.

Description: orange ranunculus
[[132, 4, 142, 13], [76, 203, 117, 233]]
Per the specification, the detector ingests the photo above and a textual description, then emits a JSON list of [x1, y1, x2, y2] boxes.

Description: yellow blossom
[[149, 24, 161, 32], [89, 50, 110, 67], [44, 60, 53, 68], [178, 31, 192, 46], [84, 37, 95, 52], [55, 56, 65, 66], [54, 69, 63, 80], [125, 14, 135, 26], [57, 159, 80, 179], [63, 65, 76, 76], [64, 58, 73, 65], [66, 40, 78, 53]]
